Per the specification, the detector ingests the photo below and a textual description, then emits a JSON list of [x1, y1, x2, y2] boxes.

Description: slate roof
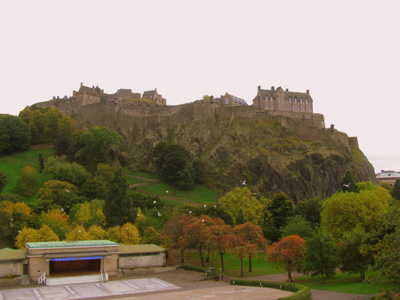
[[26, 240, 117, 249], [142, 90, 156, 98], [259, 87, 312, 100], [78, 85, 100, 97], [118, 244, 165, 254]]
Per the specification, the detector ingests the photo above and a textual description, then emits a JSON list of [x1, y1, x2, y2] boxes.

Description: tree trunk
[[248, 255, 252, 272], [180, 248, 185, 263], [288, 268, 292, 281], [206, 249, 210, 263], [199, 248, 205, 267], [220, 252, 225, 272], [240, 257, 244, 277]]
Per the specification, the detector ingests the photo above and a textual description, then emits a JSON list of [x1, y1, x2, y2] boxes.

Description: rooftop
[[119, 244, 165, 254], [376, 170, 400, 178], [0, 248, 27, 260], [26, 240, 118, 249]]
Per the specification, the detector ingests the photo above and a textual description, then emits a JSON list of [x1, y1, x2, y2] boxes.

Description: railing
[[38, 272, 46, 285]]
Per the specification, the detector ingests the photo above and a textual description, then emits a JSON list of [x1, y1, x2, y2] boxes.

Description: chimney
[[286, 88, 288, 92], [80, 82, 83, 87], [306, 89, 310, 95], [258, 85, 261, 90], [271, 86, 275, 91]]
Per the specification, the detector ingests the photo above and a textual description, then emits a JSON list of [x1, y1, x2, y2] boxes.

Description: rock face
[[34, 99, 376, 202]]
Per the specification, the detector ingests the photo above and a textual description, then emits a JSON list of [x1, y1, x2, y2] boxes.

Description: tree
[[218, 187, 263, 225], [321, 184, 391, 240], [391, 179, 400, 201], [15, 227, 41, 249], [106, 226, 122, 243], [0, 170, 7, 193], [39, 208, 70, 240], [141, 226, 160, 244], [340, 170, 359, 193], [176, 164, 195, 190], [53, 115, 77, 155], [16, 166, 40, 197], [268, 193, 294, 228], [339, 226, 371, 280], [0, 201, 32, 246], [44, 155, 90, 187], [36, 180, 78, 204], [281, 215, 313, 239], [37, 224, 59, 242], [234, 222, 266, 272], [65, 226, 91, 241], [294, 197, 322, 227], [267, 235, 305, 281], [104, 169, 135, 226], [193, 159, 205, 184], [69, 126, 122, 171], [120, 222, 141, 244], [302, 228, 339, 283], [206, 220, 234, 272], [374, 226, 400, 284], [70, 200, 106, 228], [0, 115, 31, 154], [88, 225, 106, 240]]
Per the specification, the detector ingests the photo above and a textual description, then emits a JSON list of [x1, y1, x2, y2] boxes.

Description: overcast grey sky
[[1, 0, 399, 173]]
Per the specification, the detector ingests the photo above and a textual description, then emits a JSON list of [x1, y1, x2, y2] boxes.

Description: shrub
[[180, 263, 207, 273]]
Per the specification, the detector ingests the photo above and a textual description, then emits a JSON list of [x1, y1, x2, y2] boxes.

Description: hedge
[[180, 263, 208, 273], [230, 279, 311, 300]]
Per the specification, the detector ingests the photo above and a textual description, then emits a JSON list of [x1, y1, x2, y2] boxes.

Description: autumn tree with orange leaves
[[266, 234, 305, 281]]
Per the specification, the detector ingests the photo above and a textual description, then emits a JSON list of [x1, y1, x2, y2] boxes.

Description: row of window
[[265, 97, 309, 105], [265, 104, 312, 112]]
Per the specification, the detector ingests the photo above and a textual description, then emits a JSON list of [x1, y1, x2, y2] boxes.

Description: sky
[[1, 0, 399, 173]]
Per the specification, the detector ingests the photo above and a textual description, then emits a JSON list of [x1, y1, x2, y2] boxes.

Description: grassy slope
[[0, 148, 54, 195], [294, 271, 392, 295]]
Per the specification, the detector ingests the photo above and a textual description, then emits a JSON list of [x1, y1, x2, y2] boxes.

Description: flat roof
[[26, 240, 118, 249], [0, 248, 27, 260], [119, 244, 165, 254]]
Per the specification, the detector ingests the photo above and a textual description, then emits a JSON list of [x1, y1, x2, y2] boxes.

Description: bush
[[230, 279, 311, 300], [180, 263, 207, 273]]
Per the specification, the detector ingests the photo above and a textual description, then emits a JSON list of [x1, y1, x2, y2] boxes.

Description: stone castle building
[[253, 86, 313, 113]]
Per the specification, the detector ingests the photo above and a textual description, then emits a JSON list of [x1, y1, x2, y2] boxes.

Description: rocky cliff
[[35, 99, 377, 202]]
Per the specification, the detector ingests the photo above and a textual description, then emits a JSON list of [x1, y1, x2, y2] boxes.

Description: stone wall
[[119, 252, 166, 269], [0, 261, 24, 277]]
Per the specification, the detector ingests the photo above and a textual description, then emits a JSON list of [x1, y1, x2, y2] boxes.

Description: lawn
[[0, 148, 54, 195], [294, 271, 392, 295], [184, 251, 286, 277], [139, 182, 218, 204]]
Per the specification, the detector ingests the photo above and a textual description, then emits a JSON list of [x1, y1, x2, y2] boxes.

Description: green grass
[[139, 182, 217, 204], [0, 148, 54, 195], [184, 251, 286, 277], [132, 171, 160, 180], [294, 271, 392, 295]]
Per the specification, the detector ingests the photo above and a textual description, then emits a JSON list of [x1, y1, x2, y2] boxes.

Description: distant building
[[142, 88, 166, 105], [376, 170, 400, 187], [111, 89, 141, 101], [253, 86, 313, 113], [218, 92, 248, 106], [73, 83, 104, 106]]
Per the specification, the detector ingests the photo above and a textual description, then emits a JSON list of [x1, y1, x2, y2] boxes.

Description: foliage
[[120, 222, 141, 244], [282, 215, 312, 239], [218, 187, 263, 225], [230, 279, 311, 300], [392, 179, 400, 201], [39, 208, 70, 240], [44, 155, 90, 187], [294, 197, 322, 227], [0, 201, 32, 246], [70, 200, 106, 228], [88, 225, 106, 240], [104, 169, 135, 226], [141, 226, 160, 244], [302, 228, 339, 283], [374, 226, 400, 284], [176, 164, 195, 190], [15, 166, 40, 197], [340, 170, 359, 193], [53, 115, 77, 155], [65, 225, 91, 241], [206, 221, 234, 271], [0, 170, 7, 193], [15, 227, 40, 249], [192, 159, 205, 184], [37, 224, 60, 242], [321, 184, 392, 240], [180, 263, 208, 273], [106, 226, 122, 243], [36, 180, 79, 209], [268, 193, 294, 228], [0, 114, 31, 154], [69, 126, 122, 171], [267, 235, 305, 281]]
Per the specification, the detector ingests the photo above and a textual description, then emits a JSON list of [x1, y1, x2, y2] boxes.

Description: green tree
[[36, 180, 79, 209], [37, 224, 59, 242], [294, 197, 322, 227], [104, 169, 135, 226], [340, 170, 359, 193], [218, 187, 263, 225], [88, 225, 106, 240], [176, 164, 195, 190], [321, 184, 392, 240], [302, 228, 339, 283], [53, 115, 77, 155], [106, 226, 122, 243], [282, 215, 313, 239], [193, 159, 205, 184], [0, 115, 31, 154], [15, 227, 41, 249], [391, 179, 400, 201], [70, 126, 122, 171], [16, 166, 40, 198], [65, 226, 91, 241], [268, 193, 294, 228], [44, 155, 90, 187], [141, 226, 160, 244], [0, 170, 7, 193], [39, 208, 70, 240], [120, 222, 141, 244]]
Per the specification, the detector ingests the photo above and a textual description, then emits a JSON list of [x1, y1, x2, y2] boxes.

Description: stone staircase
[[46, 274, 103, 286]]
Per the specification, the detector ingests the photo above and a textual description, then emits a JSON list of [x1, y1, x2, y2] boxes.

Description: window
[[306, 99, 308, 105], [225, 98, 229, 105]]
